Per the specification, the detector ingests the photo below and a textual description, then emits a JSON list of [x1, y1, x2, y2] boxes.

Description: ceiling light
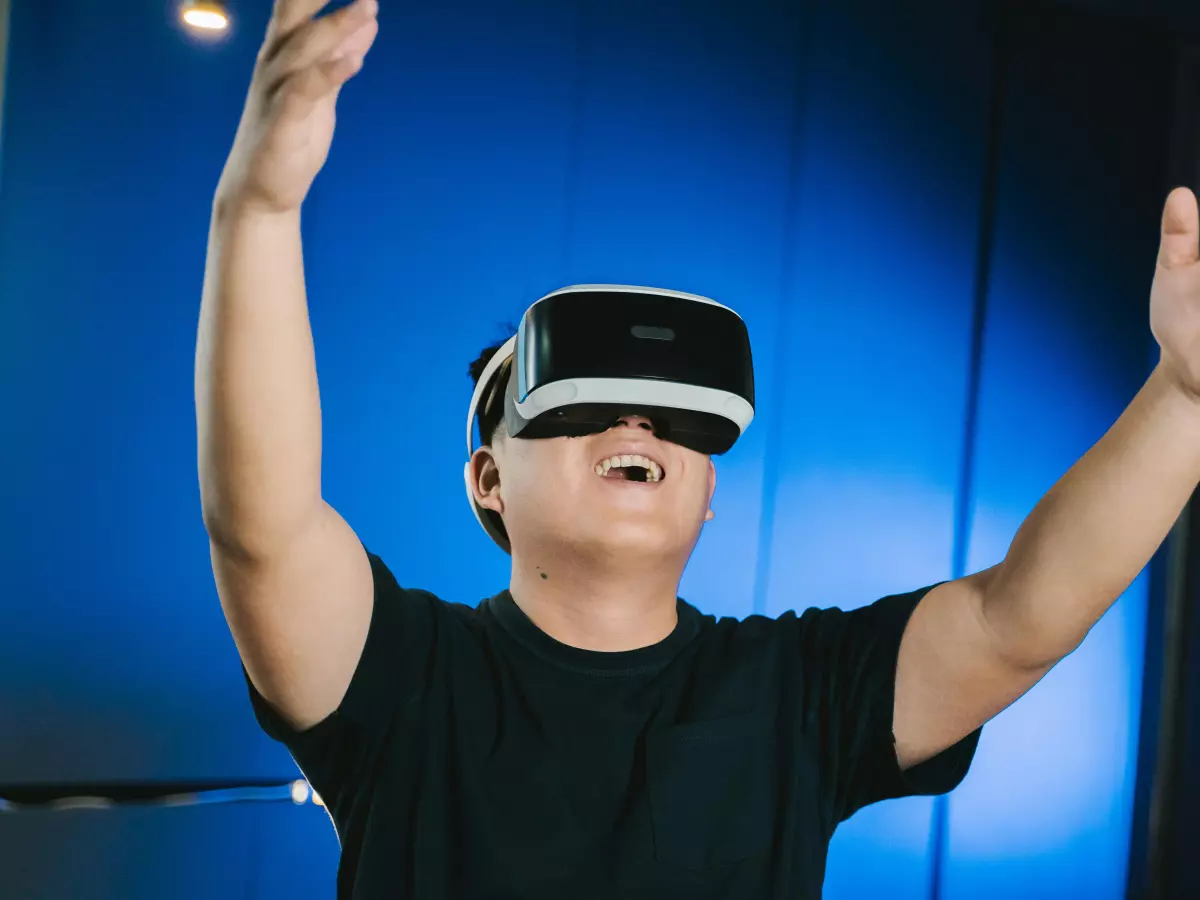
[[181, 1, 230, 33]]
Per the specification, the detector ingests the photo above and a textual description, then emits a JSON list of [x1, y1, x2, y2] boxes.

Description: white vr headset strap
[[465, 335, 518, 456], [463, 335, 518, 551]]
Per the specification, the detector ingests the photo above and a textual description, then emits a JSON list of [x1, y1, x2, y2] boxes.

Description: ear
[[470, 445, 504, 516], [704, 457, 717, 522]]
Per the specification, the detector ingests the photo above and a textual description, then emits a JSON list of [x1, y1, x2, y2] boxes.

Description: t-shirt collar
[[486, 590, 703, 677]]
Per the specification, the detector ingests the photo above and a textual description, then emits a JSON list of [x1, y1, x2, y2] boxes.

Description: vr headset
[[464, 284, 755, 552]]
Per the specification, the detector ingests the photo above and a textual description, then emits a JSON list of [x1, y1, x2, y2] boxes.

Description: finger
[[333, 17, 379, 63], [263, 0, 376, 76], [271, 0, 333, 36], [276, 55, 365, 117], [1159, 186, 1200, 269]]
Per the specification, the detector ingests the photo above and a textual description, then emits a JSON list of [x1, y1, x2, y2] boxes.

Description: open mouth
[[593, 453, 665, 484]]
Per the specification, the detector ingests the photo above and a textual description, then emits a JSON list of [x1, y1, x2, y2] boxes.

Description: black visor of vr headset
[[464, 284, 756, 553]]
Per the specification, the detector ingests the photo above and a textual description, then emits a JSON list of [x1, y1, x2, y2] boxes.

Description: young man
[[195, 1, 1200, 897]]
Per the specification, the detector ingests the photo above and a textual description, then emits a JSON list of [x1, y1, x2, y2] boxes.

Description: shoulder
[[359, 551, 497, 662], [686, 584, 939, 670], [366, 551, 488, 616]]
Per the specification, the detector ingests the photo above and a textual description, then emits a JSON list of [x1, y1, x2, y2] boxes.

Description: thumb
[[280, 55, 361, 114], [1159, 186, 1200, 269]]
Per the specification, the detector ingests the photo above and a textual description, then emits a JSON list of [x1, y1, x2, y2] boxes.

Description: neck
[[508, 549, 683, 652]]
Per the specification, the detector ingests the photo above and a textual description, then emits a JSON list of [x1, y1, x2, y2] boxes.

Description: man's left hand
[[1151, 187, 1200, 398]]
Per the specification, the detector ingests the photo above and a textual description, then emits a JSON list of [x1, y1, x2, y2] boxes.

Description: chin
[[576, 522, 690, 562]]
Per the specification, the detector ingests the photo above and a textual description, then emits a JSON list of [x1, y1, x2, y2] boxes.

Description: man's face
[[472, 415, 716, 564]]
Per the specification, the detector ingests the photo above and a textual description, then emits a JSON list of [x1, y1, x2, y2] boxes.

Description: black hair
[[468, 326, 518, 446]]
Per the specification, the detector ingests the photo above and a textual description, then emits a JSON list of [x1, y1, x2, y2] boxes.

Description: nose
[[609, 414, 656, 433]]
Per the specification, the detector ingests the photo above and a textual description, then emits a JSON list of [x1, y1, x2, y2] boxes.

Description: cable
[[0, 779, 322, 813]]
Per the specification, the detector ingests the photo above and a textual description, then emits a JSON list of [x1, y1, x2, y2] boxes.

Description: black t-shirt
[[247, 552, 981, 899]]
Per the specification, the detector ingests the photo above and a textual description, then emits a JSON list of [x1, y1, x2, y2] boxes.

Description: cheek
[[504, 446, 587, 511], [681, 472, 713, 519]]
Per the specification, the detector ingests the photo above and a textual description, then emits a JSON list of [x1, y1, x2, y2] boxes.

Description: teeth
[[592, 454, 663, 482]]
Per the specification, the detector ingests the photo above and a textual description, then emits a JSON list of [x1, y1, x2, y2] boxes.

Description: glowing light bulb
[[290, 780, 311, 805], [181, 2, 229, 32]]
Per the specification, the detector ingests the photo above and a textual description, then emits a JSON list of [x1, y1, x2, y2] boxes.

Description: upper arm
[[893, 568, 1053, 769], [210, 500, 375, 732]]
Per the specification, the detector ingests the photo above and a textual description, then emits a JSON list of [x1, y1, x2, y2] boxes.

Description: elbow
[[199, 487, 320, 564], [202, 509, 301, 565], [990, 628, 1085, 674], [977, 567, 1091, 672], [196, 444, 324, 562], [200, 499, 258, 563]]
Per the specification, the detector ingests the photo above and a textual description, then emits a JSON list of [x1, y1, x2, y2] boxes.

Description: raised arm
[[893, 187, 1200, 768], [196, 0, 380, 731]]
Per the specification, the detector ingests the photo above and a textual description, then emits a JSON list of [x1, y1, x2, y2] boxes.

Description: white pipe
[[0, 0, 10, 193]]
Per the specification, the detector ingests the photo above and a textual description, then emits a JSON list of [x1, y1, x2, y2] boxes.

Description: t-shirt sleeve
[[797, 585, 982, 824], [243, 550, 437, 818]]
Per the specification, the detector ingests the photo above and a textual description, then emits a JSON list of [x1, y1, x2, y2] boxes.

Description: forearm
[[983, 361, 1200, 667], [195, 199, 323, 558]]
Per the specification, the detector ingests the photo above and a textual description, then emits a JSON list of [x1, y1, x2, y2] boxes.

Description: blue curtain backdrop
[[0, 0, 1174, 897]]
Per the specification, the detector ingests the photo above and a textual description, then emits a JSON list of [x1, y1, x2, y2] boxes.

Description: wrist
[[211, 188, 301, 233], [1149, 360, 1200, 433]]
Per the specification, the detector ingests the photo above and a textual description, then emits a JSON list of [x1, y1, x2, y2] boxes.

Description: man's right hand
[[197, 0, 380, 734], [217, 0, 380, 214]]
